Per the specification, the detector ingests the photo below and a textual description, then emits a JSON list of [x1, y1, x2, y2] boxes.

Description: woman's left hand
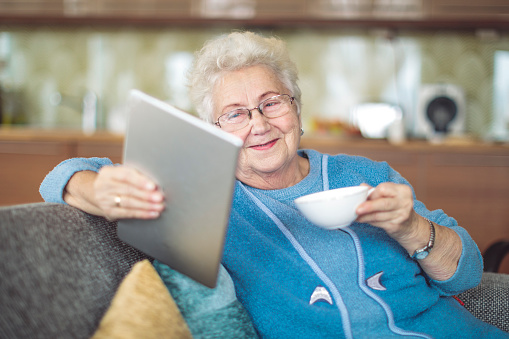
[[355, 182, 419, 245], [356, 182, 463, 281]]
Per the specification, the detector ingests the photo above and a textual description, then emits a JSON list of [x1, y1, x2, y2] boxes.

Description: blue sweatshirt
[[40, 149, 508, 338]]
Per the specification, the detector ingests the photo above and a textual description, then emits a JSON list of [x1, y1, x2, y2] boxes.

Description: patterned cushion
[[458, 272, 509, 333]]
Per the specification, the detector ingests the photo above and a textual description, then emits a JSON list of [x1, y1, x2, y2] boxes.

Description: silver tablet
[[118, 90, 242, 288]]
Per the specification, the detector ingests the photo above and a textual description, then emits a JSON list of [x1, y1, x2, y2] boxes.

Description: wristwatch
[[412, 218, 435, 260]]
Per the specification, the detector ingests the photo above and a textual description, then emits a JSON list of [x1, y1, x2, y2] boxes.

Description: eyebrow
[[221, 91, 280, 113]]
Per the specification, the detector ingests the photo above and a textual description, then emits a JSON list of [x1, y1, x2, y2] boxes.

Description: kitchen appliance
[[349, 102, 403, 140], [490, 50, 509, 142], [413, 84, 465, 140]]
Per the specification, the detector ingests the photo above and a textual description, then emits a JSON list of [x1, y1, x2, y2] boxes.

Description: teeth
[[257, 141, 272, 147]]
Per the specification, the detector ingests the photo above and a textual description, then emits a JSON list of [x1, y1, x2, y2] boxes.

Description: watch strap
[[412, 218, 435, 260]]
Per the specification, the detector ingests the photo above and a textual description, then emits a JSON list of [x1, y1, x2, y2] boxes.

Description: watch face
[[415, 251, 429, 260]]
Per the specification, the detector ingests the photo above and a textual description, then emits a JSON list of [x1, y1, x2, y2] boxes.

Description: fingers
[[105, 208, 162, 221], [357, 182, 412, 212], [98, 166, 158, 192], [355, 182, 414, 235], [94, 166, 165, 220], [108, 194, 164, 219]]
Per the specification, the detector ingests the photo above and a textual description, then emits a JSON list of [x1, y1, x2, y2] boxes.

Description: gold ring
[[114, 195, 121, 208]]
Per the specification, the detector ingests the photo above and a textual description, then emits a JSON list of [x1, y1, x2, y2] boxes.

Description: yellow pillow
[[91, 259, 193, 339]]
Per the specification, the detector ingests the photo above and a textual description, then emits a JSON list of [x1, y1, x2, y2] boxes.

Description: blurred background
[[0, 0, 508, 272], [0, 0, 508, 139]]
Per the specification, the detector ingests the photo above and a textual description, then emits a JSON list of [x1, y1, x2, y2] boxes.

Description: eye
[[225, 109, 248, 123], [263, 99, 282, 111]]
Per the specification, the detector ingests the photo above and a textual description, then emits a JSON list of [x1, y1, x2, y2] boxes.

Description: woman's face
[[212, 65, 303, 186]]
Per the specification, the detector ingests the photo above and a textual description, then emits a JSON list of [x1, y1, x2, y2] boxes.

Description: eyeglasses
[[214, 94, 295, 132]]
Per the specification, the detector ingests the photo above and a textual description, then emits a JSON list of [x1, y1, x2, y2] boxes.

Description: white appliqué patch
[[309, 286, 333, 305], [366, 271, 386, 291]]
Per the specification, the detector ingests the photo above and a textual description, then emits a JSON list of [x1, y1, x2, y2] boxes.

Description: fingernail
[[153, 202, 165, 210], [149, 211, 160, 218], [151, 193, 164, 202], [145, 182, 156, 190]]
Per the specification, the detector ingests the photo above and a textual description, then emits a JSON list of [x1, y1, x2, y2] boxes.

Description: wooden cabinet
[[431, 0, 509, 20], [75, 140, 123, 163], [0, 0, 507, 29], [0, 129, 123, 206], [0, 0, 191, 17], [309, 0, 428, 20], [423, 152, 509, 272], [300, 136, 509, 273], [0, 139, 74, 205]]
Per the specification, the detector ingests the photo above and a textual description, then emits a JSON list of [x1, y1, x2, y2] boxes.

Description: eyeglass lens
[[217, 94, 293, 131]]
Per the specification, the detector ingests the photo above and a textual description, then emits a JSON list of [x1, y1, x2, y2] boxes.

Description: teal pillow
[[153, 260, 258, 339]]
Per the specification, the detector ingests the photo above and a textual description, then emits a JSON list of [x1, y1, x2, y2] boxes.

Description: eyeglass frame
[[214, 94, 295, 130]]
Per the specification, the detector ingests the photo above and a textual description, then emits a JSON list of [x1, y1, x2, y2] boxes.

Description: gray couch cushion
[[0, 203, 149, 339], [458, 272, 509, 333]]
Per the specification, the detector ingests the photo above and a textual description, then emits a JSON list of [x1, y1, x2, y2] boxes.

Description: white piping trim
[[322, 154, 329, 191], [239, 182, 353, 339], [342, 227, 433, 338], [322, 153, 431, 338]]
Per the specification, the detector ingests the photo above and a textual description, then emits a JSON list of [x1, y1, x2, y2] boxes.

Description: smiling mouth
[[249, 139, 278, 149]]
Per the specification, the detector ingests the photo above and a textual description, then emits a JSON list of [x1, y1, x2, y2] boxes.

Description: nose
[[248, 108, 270, 134]]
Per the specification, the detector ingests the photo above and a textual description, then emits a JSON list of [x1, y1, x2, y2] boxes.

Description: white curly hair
[[187, 31, 302, 123]]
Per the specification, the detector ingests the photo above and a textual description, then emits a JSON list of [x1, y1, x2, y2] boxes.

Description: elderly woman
[[40, 32, 507, 338]]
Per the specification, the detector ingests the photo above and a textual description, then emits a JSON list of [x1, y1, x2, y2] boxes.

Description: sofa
[[0, 202, 508, 338]]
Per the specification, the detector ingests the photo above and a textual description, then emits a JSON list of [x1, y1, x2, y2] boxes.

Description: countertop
[[1, 127, 508, 155], [0, 127, 124, 143]]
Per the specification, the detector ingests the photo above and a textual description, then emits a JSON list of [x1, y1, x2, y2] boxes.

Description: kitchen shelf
[[0, 0, 508, 31], [0, 15, 508, 31]]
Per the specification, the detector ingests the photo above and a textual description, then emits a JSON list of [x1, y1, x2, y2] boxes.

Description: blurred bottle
[[0, 58, 4, 124], [1, 81, 26, 125], [387, 113, 406, 145], [0, 85, 3, 124]]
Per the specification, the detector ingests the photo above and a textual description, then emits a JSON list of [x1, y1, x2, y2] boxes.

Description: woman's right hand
[[64, 166, 165, 221]]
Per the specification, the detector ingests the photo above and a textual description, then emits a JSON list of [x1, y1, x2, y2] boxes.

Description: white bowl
[[294, 186, 373, 230]]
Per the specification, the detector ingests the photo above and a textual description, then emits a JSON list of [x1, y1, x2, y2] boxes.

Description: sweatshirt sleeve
[[39, 157, 114, 204], [410, 193, 483, 296], [387, 166, 484, 295], [428, 225, 483, 295], [414, 200, 483, 295]]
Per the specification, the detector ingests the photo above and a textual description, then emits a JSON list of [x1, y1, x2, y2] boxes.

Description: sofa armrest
[[0, 203, 150, 339], [483, 240, 509, 273], [457, 272, 509, 333]]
